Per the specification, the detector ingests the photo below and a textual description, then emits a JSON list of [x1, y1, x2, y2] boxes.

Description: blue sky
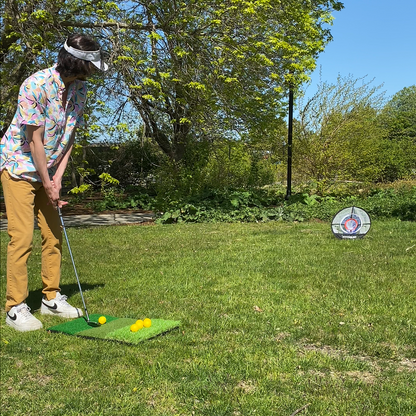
[[305, 0, 416, 100]]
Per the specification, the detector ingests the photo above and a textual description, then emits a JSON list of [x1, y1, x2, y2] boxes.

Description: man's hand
[[44, 182, 61, 207], [50, 180, 68, 208], [57, 200, 68, 208], [26, 125, 68, 208]]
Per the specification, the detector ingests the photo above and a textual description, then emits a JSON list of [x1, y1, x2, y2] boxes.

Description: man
[[0, 33, 108, 331]]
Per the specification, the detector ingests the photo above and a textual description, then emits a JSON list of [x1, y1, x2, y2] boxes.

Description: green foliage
[[155, 183, 416, 224], [295, 75, 387, 184], [380, 85, 416, 140], [0, 1, 349, 204], [199, 140, 278, 189], [99, 172, 119, 187], [377, 138, 416, 182], [150, 138, 279, 207], [2, 0, 346, 160], [294, 79, 416, 185], [88, 192, 153, 212], [377, 85, 416, 181], [67, 167, 154, 212], [360, 187, 416, 221], [68, 183, 93, 202], [0, 0, 107, 131], [90, 172, 120, 208], [203, 142, 253, 188], [106, 138, 163, 188], [4, 1, 414, 212], [156, 188, 284, 224]]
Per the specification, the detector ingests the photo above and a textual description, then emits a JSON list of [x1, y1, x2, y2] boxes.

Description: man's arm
[[52, 128, 76, 195], [27, 125, 60, 206]]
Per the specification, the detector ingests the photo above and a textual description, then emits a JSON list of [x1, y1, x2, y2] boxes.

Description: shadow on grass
[[26, 283, 105, 311]]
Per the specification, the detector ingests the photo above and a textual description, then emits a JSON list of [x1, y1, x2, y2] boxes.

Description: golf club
[[57, 206, 100, 327]]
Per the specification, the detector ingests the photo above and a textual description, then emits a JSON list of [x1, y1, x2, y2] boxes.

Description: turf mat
[[47, 314, 118, 335], [48, 314, 180, 344], [104, 319, 181, 344]]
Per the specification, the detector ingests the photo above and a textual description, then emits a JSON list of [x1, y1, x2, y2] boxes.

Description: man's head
[[56, 34, 108, 79]]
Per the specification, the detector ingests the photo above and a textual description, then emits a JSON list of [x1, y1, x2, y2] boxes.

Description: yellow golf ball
[[130, 324, 139, 332], [98, 316, 106, 325], [143, 318, 152, 328], [135, 319, 144, 329]]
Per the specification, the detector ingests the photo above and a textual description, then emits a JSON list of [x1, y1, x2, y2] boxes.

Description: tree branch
[[60, 20, 156, 31]]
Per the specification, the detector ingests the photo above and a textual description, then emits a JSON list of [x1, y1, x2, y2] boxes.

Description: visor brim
[[91, 60, 108, 71]]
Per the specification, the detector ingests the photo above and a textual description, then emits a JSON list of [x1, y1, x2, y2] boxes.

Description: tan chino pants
[[1, 170, 62, 311]]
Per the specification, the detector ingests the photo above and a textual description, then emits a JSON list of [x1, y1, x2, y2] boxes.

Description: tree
[[377, 85, 416, 180], [380, 86, 416, 141], [0, 0, 115, 134], [294, 75, 387, 187], [105, 0, 345, 164], [1, 0, 344, 166], [0, 0, 48, 134]]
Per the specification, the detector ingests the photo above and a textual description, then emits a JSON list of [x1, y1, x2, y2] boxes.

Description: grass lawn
[[1, 220, 415, 415]]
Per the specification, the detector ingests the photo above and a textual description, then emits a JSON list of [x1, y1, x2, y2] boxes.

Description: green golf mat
[[48, 314, 180, 345]]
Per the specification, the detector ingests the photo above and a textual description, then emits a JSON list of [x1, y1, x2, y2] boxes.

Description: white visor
[[64, 41, 108, 71]]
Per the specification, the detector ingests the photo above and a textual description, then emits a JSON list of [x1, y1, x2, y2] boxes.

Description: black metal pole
[[285, 87, 294, 200]]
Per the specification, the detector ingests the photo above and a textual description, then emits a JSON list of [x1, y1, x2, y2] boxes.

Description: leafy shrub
[[67, 172, 154, 212], [155, 185, 416, 224], [68, 183, 93, 202], [359, 187, 416, 221]]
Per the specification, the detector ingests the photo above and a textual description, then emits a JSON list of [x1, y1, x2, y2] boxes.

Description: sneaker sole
[[40, 304, 83, 318], [5, 317, 43, 332]]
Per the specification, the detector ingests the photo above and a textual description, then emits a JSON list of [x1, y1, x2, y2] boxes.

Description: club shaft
[[58, 207, 90, 321]]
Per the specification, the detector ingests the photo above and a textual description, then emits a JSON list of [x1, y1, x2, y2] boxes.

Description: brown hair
[[56, 34, 101, 77]]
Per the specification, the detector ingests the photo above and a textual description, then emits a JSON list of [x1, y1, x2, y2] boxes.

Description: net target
[[331, 207, 371, 239]]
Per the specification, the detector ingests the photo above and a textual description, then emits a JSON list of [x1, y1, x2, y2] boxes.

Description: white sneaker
[[40, 292, 83, 318], [6, 303, 43, 332]]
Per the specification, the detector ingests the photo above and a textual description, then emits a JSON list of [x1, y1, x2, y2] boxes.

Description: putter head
[[84, 317, 101, 327]]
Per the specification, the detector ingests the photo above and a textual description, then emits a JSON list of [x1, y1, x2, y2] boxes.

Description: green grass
[[1, 220, 415, 415]]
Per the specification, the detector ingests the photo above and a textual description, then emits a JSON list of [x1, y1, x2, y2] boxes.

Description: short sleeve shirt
[[0, 65, 86, 182]]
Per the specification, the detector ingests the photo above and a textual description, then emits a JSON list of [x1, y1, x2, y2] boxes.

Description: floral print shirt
[[0, 65, 86, 182]]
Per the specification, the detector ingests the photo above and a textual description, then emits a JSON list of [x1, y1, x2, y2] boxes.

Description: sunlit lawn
[[1, 219, 415, 415]]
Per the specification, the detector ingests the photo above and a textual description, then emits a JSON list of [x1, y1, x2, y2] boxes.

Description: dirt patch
[[300, 342, 416, 374], [398, 359, 416, 372], [300, 343, 383, 370], [235, 380, 257, 394], [307, 369, 377, 384], [342, 371, 376, 384]]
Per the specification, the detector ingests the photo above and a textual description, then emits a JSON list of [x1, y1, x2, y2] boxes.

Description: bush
[[155, 184, 416, 224]]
